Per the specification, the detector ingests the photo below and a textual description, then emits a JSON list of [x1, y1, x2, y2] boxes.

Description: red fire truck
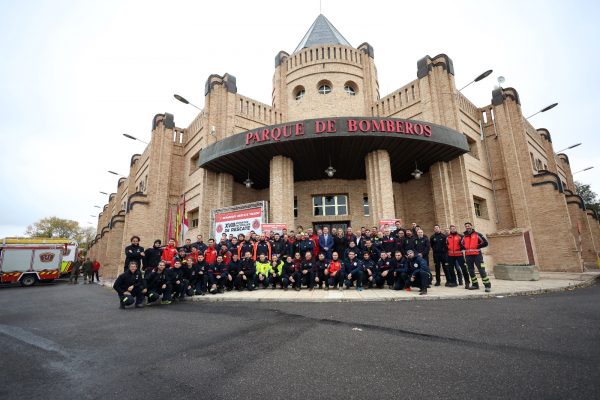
[[0, 239, 68, 286]]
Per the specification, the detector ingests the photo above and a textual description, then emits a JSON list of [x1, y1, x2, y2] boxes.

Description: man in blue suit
[[318, 226, 334, 261]]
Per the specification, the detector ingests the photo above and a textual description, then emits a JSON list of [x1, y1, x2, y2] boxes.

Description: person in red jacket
[[162, 238, 177, 268], [326, 251, 344, 290], [446, 225, 469, 288], [461, 222, 491, 292], [204, 238, 218, 265], [91, 259, 101, 282]]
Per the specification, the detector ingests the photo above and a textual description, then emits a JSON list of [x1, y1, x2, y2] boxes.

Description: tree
[[25, 217, 81, 239], [575, 181, 600, 214], [76, 226, 97, 247]]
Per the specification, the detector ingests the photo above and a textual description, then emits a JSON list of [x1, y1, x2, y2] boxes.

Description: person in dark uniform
[[113, 261, 146, 308], [343, 251, 364, 291], [430, 225, 449, 286], [269, 255, 284, 289], [191, 254, 207, 295], [236, 251, 256, 291], [461, 222, 491, 292], [143, 240, 163, 277], [300, 251, 315, 290], [391, 251, 410, 291], [225, 253, 241, 291], [375, 251, 393, 289], [124, 236, 145, 272], [315, 252, 328, 289], [361, 252, 377, 288], [406, 250, 431, 295], [207, 255, 227, 294], [144, 261, 172, 304], [167, 261, 187, 301], [413, 229, 431, 265], [280, 255, 296, 291]]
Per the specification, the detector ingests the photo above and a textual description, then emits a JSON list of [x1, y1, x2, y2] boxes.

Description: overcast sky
[[1, 0, 599, 238]]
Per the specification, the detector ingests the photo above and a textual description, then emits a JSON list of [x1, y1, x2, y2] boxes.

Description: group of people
[[69, 257, 101, 284], [113, 221, 491, 308]]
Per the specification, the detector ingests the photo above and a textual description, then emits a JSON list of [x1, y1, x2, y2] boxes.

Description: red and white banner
[[262, 223, 287, 235], [214, 207, 264, 239], [379, 219, 402, 231]]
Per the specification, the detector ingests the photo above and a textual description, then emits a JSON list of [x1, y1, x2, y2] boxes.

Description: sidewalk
[[99, 271, 600, 302]]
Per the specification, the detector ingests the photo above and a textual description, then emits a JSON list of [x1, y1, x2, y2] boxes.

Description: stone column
[[365, 150, 395, 225], [269, 156, 295, 229]]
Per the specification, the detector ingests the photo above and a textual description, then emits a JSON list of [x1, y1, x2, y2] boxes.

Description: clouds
[[0, 0, 598, 238]]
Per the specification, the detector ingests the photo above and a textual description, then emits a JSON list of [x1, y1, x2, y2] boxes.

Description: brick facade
[[89, 15, 599, 277]]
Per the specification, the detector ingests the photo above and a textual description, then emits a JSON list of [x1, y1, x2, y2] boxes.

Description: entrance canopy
[[199, 117, 469, 189]]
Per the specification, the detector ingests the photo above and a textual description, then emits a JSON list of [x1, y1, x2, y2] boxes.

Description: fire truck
[[0, 238, 79, 286]]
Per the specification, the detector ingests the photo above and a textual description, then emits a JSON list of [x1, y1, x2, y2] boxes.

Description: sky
[[1, 0, 599, 238]]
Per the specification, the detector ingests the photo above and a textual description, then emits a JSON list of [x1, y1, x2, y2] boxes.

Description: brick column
[[365, 150, 395, 224], [269, 156, 294, 229]]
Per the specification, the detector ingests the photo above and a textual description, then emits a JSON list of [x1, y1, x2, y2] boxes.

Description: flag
[[180, 195, 188, 243], [174, 203, 181, 247]]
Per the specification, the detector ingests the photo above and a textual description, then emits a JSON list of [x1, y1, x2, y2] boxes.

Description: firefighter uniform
[[343, 257, 365, 290], [145, 267, 172, 304], [430, 231, 449, 286], [326, 258, 344, 289], [461, 229, 491, 291], [446, 232, 469, 288], [113, 268, 145, 308], [236, 256, 256, 291], [375, 255, 394, 288]]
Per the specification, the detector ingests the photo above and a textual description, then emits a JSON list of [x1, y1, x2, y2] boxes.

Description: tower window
[[344, 81, 358, 96], [318, 85, 331, 94], [293, 85, 305, 100]]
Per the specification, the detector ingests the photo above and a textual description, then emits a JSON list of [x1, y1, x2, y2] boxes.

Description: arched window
[[293, 85, 305, 100], [317, 80, 332, 95], [344, 81, 358, 96]]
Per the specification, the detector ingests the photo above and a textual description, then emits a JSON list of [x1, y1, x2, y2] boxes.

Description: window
[[318, 85, 331, 94], [473, 196, 489, 219], [294, 197, 298, 218], [465, 135, 479, 159], [344, 81, 357, 96], [530, 152, 535, 171], [190, 152, 200, 174], [313, 195, 348, 216], [293, 86, 305, 100], [317, 80, 332, 95], [363, 195, 369, 216], [189, 208, 199, 228]]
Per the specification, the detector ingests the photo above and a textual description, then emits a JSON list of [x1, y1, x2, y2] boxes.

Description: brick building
[[89, 14, 600, 279]]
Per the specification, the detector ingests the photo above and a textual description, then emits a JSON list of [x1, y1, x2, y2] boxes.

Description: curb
[[97, 274, 598, 303]]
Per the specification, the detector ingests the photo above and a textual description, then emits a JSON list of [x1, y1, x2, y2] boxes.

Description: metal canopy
[[199, 117, 469, 189]]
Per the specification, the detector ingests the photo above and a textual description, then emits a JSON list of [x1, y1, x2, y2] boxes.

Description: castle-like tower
[[89, 14, 599, 279]]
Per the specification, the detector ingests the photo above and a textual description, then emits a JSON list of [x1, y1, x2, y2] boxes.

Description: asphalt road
[[0, 281, 599, 400]]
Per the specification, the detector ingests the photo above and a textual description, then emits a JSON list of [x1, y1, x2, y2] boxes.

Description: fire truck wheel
[[19, 274, 37, 287]]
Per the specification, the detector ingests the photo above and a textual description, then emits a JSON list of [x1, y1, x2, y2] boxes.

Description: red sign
[[39, 252, 55, 263], [214, 207, 264, 239], [245, 118, 432, 146], [379, 219, 402, 231], [262, 223, 287, 235]]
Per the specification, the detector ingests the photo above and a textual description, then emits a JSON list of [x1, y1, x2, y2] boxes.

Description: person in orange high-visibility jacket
[[446, 225, 469, 288], [460, 222, 491, 292]]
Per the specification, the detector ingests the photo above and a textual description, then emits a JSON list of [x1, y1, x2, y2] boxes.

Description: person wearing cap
[[461, 222, 491, 292], [113, 261, 146, 308], [406, 250, 431, 295], [145, 261, 172, 304], [343, 250, 365, 291]]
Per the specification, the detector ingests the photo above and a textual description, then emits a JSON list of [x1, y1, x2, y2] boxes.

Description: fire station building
[[89, 14, 600, 279]]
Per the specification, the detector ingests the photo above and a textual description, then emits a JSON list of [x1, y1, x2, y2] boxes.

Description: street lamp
[[93, 205, 101, 208], [526, 103, 558, 119], [573, 166, 594, 174], [174, 94, 203, 111], [122, 133, 149, 145], [90, 215, 97, 218], [100, 191, 109, 195], [108, 170, 125, 177], [458, 69, 493, 92], [556, 143, 581, 153]]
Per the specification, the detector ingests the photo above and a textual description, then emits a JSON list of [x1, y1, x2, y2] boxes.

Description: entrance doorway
[[313, 221, 350, 234]]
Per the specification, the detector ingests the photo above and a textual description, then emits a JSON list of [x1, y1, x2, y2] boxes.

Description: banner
[[261, 223, 287, 235], [379, 219, 401, 232], [214, 207, 264, 239]]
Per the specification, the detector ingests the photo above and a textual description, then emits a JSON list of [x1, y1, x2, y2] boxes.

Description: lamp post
[[556, 143, 581, 153], [100, 191, 109, 195], [174, 94, 203, 111], [526, 103, 558, 119], [573, 166, 594, 175], [122, 133, 149, 145], [93, 205, 101, 208], [458, 69, 493, 92], [108, 170, 125, 177], [90, 215, 97, 218]]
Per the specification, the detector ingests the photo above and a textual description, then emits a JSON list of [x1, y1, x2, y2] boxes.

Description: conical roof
[[293, 14, 352, 53]]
